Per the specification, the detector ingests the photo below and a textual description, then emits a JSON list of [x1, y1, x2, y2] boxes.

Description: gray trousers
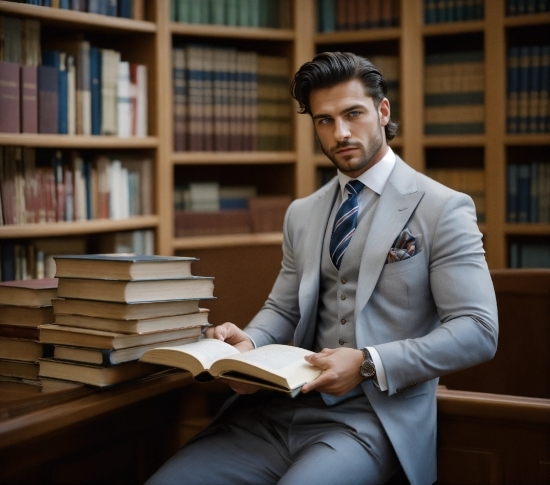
[[145, 391, 399, 485]]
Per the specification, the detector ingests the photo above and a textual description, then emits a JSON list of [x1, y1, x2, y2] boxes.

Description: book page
[[210, 345, 321, 390], [180, 338, 240, 369]]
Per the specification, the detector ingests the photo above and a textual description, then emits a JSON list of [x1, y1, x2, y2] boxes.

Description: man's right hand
[[203, 322, 255, 353], [204, 322, 259, 394]]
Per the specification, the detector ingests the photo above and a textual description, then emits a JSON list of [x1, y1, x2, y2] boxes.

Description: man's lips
[[334, 146, 357, 155]]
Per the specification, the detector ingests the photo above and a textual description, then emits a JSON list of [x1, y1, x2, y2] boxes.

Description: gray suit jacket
[[245, 156, 499, 485]]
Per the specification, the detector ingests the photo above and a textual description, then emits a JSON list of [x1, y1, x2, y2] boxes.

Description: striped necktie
[[329, 180, 365, 270]]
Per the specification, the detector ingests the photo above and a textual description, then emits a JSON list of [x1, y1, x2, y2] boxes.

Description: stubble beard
[[321, 125, 384, 176]]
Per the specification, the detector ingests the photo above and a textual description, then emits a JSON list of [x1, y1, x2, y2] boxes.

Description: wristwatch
[[359, 347, 376, 380]]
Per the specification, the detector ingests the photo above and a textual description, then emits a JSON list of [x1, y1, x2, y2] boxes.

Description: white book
[[101, 48, 119, 135], [117, 61, 132, 137], [135, 64, 147, 137], [66, 54, 76, 135]]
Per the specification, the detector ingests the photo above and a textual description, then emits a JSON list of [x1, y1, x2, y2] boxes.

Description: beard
[[320, 124, 384, 176]]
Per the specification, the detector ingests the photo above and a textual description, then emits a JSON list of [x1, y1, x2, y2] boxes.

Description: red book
[[0, 278, 58, 307], [0, 324, 40, 340], [0, 61, 21, 133], [20, 65, 38, 133]]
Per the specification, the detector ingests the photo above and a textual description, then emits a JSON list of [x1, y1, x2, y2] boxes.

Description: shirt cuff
[[244, 332, 257, 349], [367, 346, 388, 391]]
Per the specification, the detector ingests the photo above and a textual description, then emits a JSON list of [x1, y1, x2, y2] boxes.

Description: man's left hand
[[301, 348, 364, 395]]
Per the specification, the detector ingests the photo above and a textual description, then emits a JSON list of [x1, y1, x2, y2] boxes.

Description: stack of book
[[424, 50, 485, 135], [38, 254, 216, 387], [0, 278, 58, 385], [0, 14, 147, 136], [318, 0, 400, 32], [172, 45, 291, 152], [506, 45, 549, 134], [170, 0, 292, 28], [507, 161, 550, 223]]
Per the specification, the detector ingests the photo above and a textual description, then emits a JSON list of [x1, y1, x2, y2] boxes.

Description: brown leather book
[[20, 65, 38, 133], [0, 61, 21, 133]]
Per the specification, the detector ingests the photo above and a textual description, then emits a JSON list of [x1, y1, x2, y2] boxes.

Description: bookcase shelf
[[0, 1, 155, 32], [504, 134, 550, 146], [172, 232, 283, 251], [423, 135, 487, 147], [171, 152, 296, 165], [0, 215, 159, 239], [505, 224, 550, 236], [170, 22, 295, 41], [422, 19, 485, 36], [314, 27, 401, 44], [503, 11, 550, 27], [0, 134, 159, 149]]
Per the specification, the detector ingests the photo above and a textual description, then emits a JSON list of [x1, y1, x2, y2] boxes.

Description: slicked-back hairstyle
[[291, 51, 398, 141]]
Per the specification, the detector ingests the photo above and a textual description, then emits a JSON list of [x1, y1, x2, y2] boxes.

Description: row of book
[[173, 45, 292, 152], [425, 168, 486, 223], [507, 161, 550, 223], [0, 15, 148, 136], [509, 242, 550, 268], [507, 0, 550, 15], [0, 254, 215, 388], [0, 147, 152, 226], [173, 182, 291, 236], [506, 45, 550, 134], [9, 0, 136, 17], [170, 0, 291, 28], [424, 0, 484, 24], [424, 50, 484, 135], [0, 230, 155, 282], [317, 0, 400, 32]]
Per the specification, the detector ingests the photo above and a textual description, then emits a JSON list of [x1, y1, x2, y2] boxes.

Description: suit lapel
[[355, 158, 424, 317]]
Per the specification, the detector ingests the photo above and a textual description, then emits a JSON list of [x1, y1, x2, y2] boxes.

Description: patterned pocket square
[[386, 228, 417, 264]]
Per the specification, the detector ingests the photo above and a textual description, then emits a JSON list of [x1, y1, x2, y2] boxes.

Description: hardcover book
[[0, 278, 58, 307], [0, 61, 21, 133], [140, 340, 322, 397], [53, 253, 199, 280]]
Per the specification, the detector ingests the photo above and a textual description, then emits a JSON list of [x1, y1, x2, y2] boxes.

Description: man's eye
[[319, 118, 332, 125], [348, 111, 360, 117]]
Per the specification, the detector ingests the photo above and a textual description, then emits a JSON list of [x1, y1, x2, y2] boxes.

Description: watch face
[[360, 349, 376, 378]]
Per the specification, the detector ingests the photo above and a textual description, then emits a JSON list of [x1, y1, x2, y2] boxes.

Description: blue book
[[529, 162, 539, 222], [41, 49, 66, 134], [60, 0, 70, 8], [37, 65, 59, 134], [527, 45, 541, 133], [84, 159, 93, 219], [507, 46, 520, 133], [0, 243, 16, 282], [507, 0, 518, 15], [58, 54, 69, 134], [106, 0, 117, 16], [517, 46, 531, 133], [89, 46, 102, 136], [118, 0, 132, 18], [517, 164, 531, 223], [538, 45, 550, 132], [507, 163, 519, 222], [318, 0, 336, 32]]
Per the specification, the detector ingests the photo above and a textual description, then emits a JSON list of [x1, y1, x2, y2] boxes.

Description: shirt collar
[[337, 147, 396, 198]]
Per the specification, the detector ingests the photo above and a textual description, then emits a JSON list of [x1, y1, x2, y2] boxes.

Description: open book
[[139, 339, 322, 397]]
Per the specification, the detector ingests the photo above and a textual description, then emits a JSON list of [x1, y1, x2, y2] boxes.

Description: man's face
[[310, 79, 390, 178]]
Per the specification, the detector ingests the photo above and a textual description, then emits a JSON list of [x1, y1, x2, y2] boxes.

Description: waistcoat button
[[341, 319, 346, 324], [340, 294, 346, 300], [339, 339, 345, 345], [341, 277, 347, 284]]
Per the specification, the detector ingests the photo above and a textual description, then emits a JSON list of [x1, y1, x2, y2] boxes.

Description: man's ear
[[379, 98, 390, 126]]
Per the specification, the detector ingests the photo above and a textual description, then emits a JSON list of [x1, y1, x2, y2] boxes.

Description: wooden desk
[[0, 370, 194, 485]]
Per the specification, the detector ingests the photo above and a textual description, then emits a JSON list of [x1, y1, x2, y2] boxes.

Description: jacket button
[[341, 277, 347, 284], [340, 319, 346, 324], [339, 339, 345, 345], [340, 294, 346, 300]]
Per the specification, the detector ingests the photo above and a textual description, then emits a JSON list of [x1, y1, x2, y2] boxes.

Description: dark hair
[[291, 51, 398, 141]]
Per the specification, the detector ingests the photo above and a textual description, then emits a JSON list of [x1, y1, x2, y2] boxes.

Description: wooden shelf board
[[0, 134, 158, 149], [173, 232, 283, 250], [504, 11, 550, 27], [422, 19, 485, 36], [0, 215, 159, 239], [170, 22, 294, 41], [0, 1, 156, 32], [505, 224, 550, 236], [314, 27, 401, 44], [504, 133, 550, 146], [172, 151, 296, 165], [423, 134, 486, 147]]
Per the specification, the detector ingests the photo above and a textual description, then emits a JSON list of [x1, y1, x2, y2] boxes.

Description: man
[[146, 52, 498, 485]]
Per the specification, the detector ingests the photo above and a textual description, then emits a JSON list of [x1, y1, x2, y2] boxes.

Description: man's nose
[[333, 118, 351, 141]]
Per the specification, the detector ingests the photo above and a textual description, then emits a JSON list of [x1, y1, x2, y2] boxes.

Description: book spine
[[507, 46, 520, 133], [0, 62, 21, 133], [90, 45, 102, 135], [516, 164, 530, 223], [20, 65, 38, 133], [517, 45, 530, 134], [527, 45, 541, 133], [37, 64, 59, 134]]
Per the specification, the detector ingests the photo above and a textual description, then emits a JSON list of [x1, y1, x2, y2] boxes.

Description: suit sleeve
[[374, 192, 499, 396]]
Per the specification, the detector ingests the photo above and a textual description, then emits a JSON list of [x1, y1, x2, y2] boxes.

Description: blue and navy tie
[[329, 180, 365, 270]]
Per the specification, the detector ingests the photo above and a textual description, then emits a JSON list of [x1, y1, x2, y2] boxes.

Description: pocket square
[[386, 228, 417, 264]]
